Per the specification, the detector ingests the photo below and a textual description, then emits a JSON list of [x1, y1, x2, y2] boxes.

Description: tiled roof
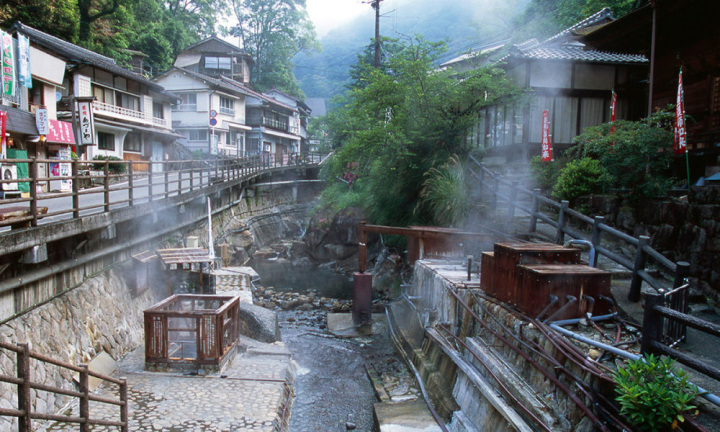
[[168, 67, 254, 96], [543, 7, 614, 45], [1, 106, 38, 135], [500, 8, 647, 65], [513, 43, 648, 63], [10, 22, 172, 97], [219, 77, 296, 112]]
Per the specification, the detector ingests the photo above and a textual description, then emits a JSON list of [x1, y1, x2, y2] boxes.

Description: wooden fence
[[0, 341, 127, 431], [0, 152, 325, 229], [468, 155, 688, 302]]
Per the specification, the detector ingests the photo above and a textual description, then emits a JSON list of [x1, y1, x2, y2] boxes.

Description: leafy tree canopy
[[1, 0, 228, 74], [228, 0, 318, 97], [321, 37, 525, 226]]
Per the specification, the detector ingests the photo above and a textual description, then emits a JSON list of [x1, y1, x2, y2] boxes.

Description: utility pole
[[366, 0, 383, 68]]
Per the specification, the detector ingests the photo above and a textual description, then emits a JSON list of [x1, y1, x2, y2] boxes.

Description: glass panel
[[552, 96, 579, 144], [204, 57, 219, 69], [580, 97, 606, 133], [218, 57, 232, 70]]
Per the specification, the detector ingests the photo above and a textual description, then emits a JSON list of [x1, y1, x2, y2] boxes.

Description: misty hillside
[[295, 0, 530, 99]]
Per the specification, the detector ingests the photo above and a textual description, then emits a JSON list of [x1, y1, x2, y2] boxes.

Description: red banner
[[0, 110, 6, 157], [610, 90, 617, 151], [541, 110, 553, 162], [674, 70, 687, 155]]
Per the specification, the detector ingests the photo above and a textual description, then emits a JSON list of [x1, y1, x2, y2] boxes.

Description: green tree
[[0, 0, 79, 42], [229, 0, 318, 97], [321, 37, 524, 226]]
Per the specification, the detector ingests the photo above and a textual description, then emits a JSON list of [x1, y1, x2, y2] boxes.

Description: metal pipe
[[543, 295, 577, 323], [445, 288, 610, 431], [535, 295, 558, 320], [549, 313, 617, 327], [438, 325, 553, 432], [548, 323, 720, 407], [563, 239, 595, 267], [384, 307, 449, 432]]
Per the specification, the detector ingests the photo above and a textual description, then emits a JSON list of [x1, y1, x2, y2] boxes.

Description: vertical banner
[[1, 31, 15, 97], [674, 70, 687, 155], [36, 108, 49, 135], [0, 110, 6, 158], [77, 100, 96, 145], [18, 35, 31, 89], [610, 90, 617, 150], [541, 109, 553, 162]]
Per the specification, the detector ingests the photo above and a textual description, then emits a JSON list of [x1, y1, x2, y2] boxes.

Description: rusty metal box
[[480, 252, 495, 295], [515, 264, 612, 320], [492, 243, 582, 305]]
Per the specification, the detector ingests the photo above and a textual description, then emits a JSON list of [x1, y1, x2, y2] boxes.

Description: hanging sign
[[674, 70, 687, 155], [77, 100, 96, 146], [1, 31, 15, 97], [18, 35, 31, 89], [541, 110, 553, 162], [36, 108, 49, 135]]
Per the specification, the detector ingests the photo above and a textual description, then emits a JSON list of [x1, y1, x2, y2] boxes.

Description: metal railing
[[643, 286, 720, 384], [469, 156, 686, 301], [0, 152, 324, 229], [93, 101, 169, 128], [0, 341, 127, 432]]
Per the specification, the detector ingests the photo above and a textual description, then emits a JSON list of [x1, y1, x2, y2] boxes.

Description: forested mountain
[[294, 0, 636, 99]]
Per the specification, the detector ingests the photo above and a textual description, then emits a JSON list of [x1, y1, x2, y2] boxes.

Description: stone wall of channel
[[0, 182, 321, 432], [0, 270, 162, 432]]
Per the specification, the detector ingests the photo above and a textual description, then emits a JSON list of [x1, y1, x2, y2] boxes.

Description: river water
[[250, 261, 406, 431]]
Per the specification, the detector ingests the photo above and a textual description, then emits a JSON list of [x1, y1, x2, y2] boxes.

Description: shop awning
[[1, 107, 39, 136]]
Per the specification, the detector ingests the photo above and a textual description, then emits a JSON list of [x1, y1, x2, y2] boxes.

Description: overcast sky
[[306, 0, 370, 37]]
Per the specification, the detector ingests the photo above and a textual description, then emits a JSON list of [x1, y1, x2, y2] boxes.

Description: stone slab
[[73, 351, 117, 391], [374, 399, 444, 432]]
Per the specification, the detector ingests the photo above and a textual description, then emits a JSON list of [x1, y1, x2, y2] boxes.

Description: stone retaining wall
[[0, 183, 319, 431], [0, 270, 162, 432], [581, 185, 720, 301]]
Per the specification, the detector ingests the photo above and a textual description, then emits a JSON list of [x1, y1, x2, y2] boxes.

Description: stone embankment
[[581, 185, 720, 301]]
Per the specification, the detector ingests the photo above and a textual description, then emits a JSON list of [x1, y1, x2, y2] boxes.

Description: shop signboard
[[77, 100, 95, 145], [36, 108, 49, 135]]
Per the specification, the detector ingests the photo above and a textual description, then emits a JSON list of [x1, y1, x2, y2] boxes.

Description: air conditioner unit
[[2, 165, 18, 191]]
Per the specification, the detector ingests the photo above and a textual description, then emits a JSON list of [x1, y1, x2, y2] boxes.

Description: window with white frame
[[188, 129, 208, 142], [220, 96, 235, 115], [204, 56, 232, 71], [176, 93, 197, 111]]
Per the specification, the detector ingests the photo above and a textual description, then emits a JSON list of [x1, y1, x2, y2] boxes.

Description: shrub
[[570, 108, 675, 200], [529, 155, 564, 192], [417, 155, 469, 226], [91, 155, 126, 174], [613, 354, 699, 432], [552, 157, 612, 205]]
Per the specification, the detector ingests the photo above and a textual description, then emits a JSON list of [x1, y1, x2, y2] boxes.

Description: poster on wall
[[58, 147, 72, 192]]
